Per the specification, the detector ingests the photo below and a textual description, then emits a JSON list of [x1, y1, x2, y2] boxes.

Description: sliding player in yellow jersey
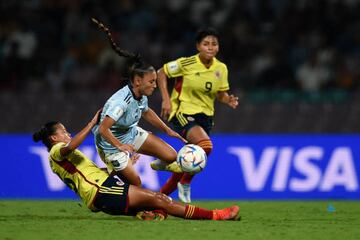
[[32, 110, 240, 220], [153, 28, 239, 203]]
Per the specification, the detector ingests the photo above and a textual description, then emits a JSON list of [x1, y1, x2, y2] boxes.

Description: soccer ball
[[176, 144, 207, 174]]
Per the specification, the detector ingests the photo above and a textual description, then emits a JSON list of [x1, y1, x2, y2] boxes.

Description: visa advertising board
[[0, 134, 358, 200]]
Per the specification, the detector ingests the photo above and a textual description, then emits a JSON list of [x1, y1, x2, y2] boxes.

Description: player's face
[[196, 35, 219, 61], [139, 71, 157, 96], [52, 123, 72, 144]]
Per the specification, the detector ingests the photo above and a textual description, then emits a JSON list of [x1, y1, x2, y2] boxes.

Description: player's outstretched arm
[[157, 68, 172, 120], [60, 109, 101, 156], [142, 108, 187, 143]]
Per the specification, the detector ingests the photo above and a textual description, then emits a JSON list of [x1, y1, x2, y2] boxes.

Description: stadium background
[[0, 0, 359, 200]]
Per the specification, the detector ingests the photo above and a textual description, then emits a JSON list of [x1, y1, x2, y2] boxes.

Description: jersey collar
[[196, 54, 217, 69], [127, 84, 142, 101]]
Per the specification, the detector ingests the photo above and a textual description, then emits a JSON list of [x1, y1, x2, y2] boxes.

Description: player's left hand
[[166, 128, 188, 143], [130, 153, 140, 165], [228, 94, 239, 109], [90, 108, 103, 126]]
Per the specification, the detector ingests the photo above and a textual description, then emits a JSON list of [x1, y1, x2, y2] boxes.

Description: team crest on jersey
[[114, 106, 124, 118], [168, 61, 179, 72], [215, 70, 221, 79]]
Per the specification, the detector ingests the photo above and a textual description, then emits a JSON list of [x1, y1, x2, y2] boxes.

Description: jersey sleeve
[[219, 64, 230, 91], [142, 96, 149, 112], [104, 101, 127, 122], [163, 58, 185, 78], [50, 142, 67, 161]]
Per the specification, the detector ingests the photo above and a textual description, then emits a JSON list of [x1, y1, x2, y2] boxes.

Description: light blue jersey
[[93, 85, 149, 154]]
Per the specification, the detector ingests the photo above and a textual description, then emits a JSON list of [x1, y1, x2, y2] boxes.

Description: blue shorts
[[170, 113, 214, 138], [93, 175, 130, 215]]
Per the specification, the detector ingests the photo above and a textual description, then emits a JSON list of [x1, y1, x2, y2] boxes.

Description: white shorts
[[97, 126, 149, 172], [133, 127, 149, 151]]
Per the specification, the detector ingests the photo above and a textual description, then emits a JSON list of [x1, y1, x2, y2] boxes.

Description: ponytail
[[91, 18, 155, 81]]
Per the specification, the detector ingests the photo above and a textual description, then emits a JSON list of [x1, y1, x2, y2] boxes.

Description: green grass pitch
[[0, 200, 359, 240]]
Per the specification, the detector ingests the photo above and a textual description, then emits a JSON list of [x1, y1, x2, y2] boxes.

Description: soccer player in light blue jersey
[[92, 19, 187, 187]]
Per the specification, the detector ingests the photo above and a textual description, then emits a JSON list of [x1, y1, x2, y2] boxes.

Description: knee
[[154, 192, 172, 206], [156, 192, 172, 202], [196, 139, 213, 156], [169, 149, 177, 162], [162, 148, 177, 163]]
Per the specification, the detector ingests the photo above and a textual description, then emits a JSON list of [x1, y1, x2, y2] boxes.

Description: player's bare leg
[[139, 133, 182, 173], [178, 125, 212, 202], [117, 161, 141, 186], [127, 185, 240, 220], [139, 133, 177, 163]]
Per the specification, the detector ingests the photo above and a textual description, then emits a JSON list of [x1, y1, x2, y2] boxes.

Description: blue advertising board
[[0, 134, 359, 200]]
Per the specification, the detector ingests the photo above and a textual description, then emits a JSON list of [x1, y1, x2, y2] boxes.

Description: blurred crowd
[[1, 0, 360, 95]]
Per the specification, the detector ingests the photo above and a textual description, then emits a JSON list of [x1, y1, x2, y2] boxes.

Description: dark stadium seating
[[1, 90, 359, 133]]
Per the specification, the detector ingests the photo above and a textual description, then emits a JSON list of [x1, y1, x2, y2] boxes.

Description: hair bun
[[32, 127, 48, 142], [32, 131, 42, 142]]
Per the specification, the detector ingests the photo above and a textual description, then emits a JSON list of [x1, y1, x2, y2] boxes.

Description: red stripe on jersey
[[51, 157, 100, 188], [55, 158, 77, 174], [173, 77, 184, 117], [174, 77, 183, 94]]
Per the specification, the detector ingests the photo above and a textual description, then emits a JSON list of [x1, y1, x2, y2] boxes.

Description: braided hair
[[91, 18, 155, 81], [32, 122, 59, 151]]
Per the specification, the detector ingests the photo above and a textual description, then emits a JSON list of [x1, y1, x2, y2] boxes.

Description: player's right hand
[[166, 128, 188, 143], [161, 100, 171, 120]]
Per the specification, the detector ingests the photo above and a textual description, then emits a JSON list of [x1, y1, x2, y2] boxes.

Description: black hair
[[91, 18, 155, 82], [195, 27, 219, 44], [32, 121, 60, 151]]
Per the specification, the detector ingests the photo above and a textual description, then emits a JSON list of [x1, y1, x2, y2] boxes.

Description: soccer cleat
[[135, 210, 167, 221], [153, 210, 168, 221], [135, 211, 156, 220], [212, 205, 241, 221], [153, 212, 166, 221], [150, 159, 165, 170], [177, 182, 191, 203], [150, 159, 183, 173], [165, 161, 183, 173]]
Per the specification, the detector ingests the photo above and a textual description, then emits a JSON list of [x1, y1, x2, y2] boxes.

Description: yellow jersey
[[163, 54, 229, 120], [49, 142, 109, 210]]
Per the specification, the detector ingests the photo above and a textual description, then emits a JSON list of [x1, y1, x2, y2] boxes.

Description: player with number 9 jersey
[[164, 54, 229, 121], [156, 28, 239, 203]]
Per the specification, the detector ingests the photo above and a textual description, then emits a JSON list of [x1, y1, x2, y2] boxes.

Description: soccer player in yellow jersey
[[32, 110, 240, 220], [154, 28, 239, 203]]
